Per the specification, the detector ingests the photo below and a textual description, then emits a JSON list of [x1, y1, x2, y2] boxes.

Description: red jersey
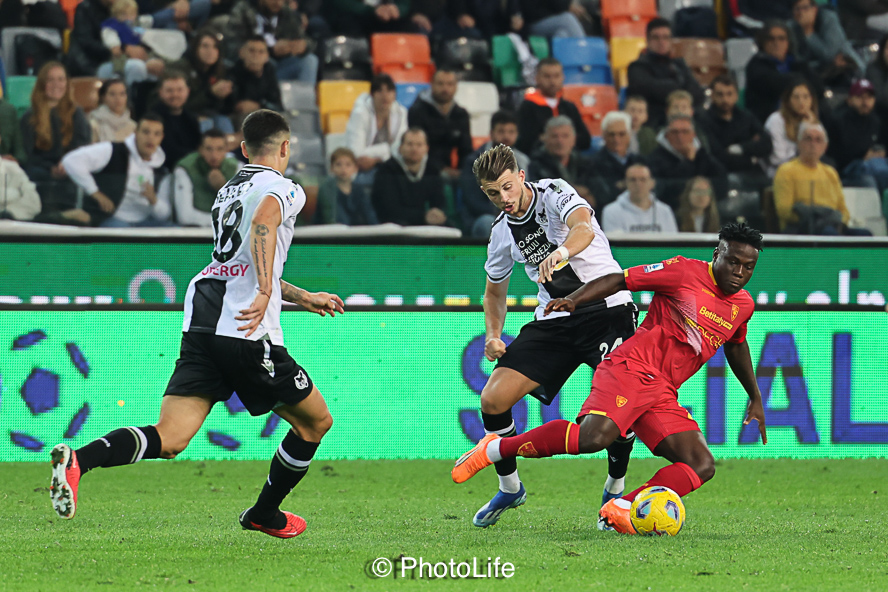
[[612, 256, 755, 388]]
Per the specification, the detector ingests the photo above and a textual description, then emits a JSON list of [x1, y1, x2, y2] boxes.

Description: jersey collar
[[243, 164, 284, 177], [708, 263, 727, 296], [506, 182, 538, 224]]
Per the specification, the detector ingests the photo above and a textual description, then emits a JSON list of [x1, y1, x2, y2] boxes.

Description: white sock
[[604, 476, 625, 495], [497, 470, 521, 494], [486, 438, 502, 463], [614, 498, 631, 510]]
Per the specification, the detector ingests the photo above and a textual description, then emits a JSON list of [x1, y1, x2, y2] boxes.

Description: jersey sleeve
[[484, 222, 514, 283], [268, 180, 305, 221], [624, 256, 688, 295], [728, 307, 753, 344], [542, 178, 592, 224]]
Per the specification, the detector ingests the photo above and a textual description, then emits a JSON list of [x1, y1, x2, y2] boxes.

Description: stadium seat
[[280, 81, 318, 115], [561, 84, 619, 136], [321, 36, 372, 81], [289, 135, 326, 183], [491, 35, 549, 87], [601, 0, 658, 21], [324, 132, 348, 172], [725, 38, 757, 90], [372, 33, 434, 83], [141, 30, 187, 61], [844, 188, 888, 235], [436, 37, 492, 82], [395, 83, 428, 108], [5, 76, 37, 116], [70, 77, 101, 114], [607, 18, 651, 39], [317, 80, 370, 134], [0, 57, 6, 99], [552, 37, 612, 85], [454, 81, 499, 137], [288, 111, 321, 137], [610, 37, 646, 88], [1, 27, 63, 76], [60, 0, 81, 28], [671, 38, 726, 86]]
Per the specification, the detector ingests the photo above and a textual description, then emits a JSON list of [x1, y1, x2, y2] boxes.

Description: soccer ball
[[630, 486, 686, 536]]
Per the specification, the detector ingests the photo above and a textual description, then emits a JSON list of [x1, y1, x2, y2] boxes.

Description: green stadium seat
[[491, 36, 549, 87], [6, 75, 36, 116]]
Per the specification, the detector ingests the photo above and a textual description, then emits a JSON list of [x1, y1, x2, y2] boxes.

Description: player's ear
[[281, 139, 289, 159], [240, 141, 249, 160], [517, 169, 525, 183]]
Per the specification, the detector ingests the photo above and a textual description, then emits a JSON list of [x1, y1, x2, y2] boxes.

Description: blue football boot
[[473, 484, 527, 528]]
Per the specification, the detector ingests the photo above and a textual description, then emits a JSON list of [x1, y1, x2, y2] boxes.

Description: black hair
[[710, 73, 737, 90], [646, 17, 671, 37], [536, 57, 562, 71], [719, 222, 764, 251], [138, 112, 164, 127], [490, 110, 517, 129], [98, 78, 126, 101], [243, 34, 268, 46], [242, 109, 290, 156], [756, 20, 791, 49], [370, 73, 395, 93], [201, 128, 227, 142]]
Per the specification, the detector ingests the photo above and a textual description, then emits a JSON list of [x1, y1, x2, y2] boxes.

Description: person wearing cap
[[832, 78, 888, 193]]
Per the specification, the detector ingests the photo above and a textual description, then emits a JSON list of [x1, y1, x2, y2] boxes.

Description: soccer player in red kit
[[452, 223, 769, 534]]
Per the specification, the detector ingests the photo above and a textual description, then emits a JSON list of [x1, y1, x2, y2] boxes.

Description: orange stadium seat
[[60, 0, 82, 29], [317, 80, 370, 134], [671, 38, 726, 86], [601, 0, 658, 22], [610, 37, 646, 88], [607, 18, 651, 39], [70, 77, 102, 114], [371, 33, 434, 83], [561, 84, 618, 136]]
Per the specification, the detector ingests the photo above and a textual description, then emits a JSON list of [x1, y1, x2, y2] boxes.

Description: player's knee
[[690, 452, 716, 483], [577, 423, 611, 453], [159, 443, 187, 459], [297, 412, 333, 442], [479, 392, 508, 415], [315, 412, 333, 437]]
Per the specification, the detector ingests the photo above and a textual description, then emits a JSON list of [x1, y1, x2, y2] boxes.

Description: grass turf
[[1, 458, 885, 591]]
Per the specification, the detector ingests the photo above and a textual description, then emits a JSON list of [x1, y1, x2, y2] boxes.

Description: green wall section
[[1, 311, 886, 461]]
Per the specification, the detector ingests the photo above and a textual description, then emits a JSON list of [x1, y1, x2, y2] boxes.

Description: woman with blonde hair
[[676, 176, 721, 233], [762, 78, 819, 178]]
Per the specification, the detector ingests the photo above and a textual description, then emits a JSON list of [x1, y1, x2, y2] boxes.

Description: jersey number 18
[[211, 200, 244, 263]]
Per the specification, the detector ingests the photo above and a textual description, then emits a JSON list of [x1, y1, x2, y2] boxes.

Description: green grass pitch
[[2, 458, 886, 591]]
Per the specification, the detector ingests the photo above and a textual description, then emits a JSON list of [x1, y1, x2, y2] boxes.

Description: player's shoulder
[[534, 177, 577, 197], [488, 212, 510, 244]]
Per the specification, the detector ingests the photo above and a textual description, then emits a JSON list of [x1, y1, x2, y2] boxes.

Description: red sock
[[499, 419, 580, 459], [622, 462, 703, 502]]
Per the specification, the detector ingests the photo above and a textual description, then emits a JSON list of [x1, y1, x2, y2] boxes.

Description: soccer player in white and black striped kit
[[49, 110, 345, 539], [466, 144, 638, 528]]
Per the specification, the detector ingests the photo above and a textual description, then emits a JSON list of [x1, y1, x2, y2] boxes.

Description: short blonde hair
[[472, 144, 518, 185], [111, 0, 138, 17], [666, 89, 693, 107]]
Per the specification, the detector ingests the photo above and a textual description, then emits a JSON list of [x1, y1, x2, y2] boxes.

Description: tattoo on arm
[[280, 281, 309, 305], [252, 232, 270, 288], [255, 224, 269, 236]]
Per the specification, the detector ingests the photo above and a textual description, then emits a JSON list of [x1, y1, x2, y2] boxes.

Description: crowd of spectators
[[0, 0, 884, 237]]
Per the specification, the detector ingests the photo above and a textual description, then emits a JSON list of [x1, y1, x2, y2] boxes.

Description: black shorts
[[164, 332, 314, 416], [496, 303, 638, 405]]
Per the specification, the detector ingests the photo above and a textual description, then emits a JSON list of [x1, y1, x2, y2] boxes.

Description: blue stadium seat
[[396, 83, 429, 108], [551, 37, 612, 85]]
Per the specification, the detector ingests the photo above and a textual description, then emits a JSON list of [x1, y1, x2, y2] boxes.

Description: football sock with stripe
[[495, 419, 580, 460], [604, 432, 636, 493], [621, 462, 703, 502], [251, 431, 319, 527], [75, 426, 162, 473], [481, 411, 521, 494]]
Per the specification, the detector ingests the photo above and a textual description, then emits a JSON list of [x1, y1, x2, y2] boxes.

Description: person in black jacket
[[626, 18, 705, 129], [371, 128, 448, 226], [407, 68, 472, 178], [833, 78, 888, 192], [699, 75, 772, 184], [230, 36, 284, 120], [151, 71, 202, 169], [527, 116, 595, 204], [520, 0, 585, 38], [66, 0, 114, 76], [516, 57, 591, 155], [744, 20, 824, 127], [587, 111, 645, 210]]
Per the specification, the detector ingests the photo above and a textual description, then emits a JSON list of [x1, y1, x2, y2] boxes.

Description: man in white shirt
[[602, 163, 678, 234], [61, 114, 173, 227]]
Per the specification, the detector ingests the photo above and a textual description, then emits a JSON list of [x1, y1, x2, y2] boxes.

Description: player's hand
[[538, 250, 565, 284], [236, 291, 270, 338], [485, 337, 507, 361], [743, 397, 768, 444], [303, 291, 345, 317], [544, 297, 575, 316]]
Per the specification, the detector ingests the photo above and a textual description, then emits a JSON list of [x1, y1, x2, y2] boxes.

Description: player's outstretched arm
[[539, 208, 594, 283], [280, 281, 345, 317], [724, 340, 768, 444], [543, 272, 627, 316], [236, 195, 282, 337], [483, 278, 510, 361]]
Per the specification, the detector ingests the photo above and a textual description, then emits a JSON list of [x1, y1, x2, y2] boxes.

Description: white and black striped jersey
[[182, 164, 305, 345], [485, 178, 633, 320]]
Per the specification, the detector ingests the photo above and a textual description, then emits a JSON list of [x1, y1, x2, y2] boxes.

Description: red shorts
[[576, 359, 700, 452]]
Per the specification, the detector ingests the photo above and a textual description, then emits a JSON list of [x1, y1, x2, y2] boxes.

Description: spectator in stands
[[763, 78, 819, 178], [675, 176, 721, 233], [61, 113, 171, 227], [866, 34, 888, 122], [790, 0, 864, 88], [227, 0, 318, 83], [139, 0, 211, 31], [97, 0, 158, 87], [701, 75, 772, 182], [647, 114, 727, 209], [601, 163, 678, 234], [230, 36, 284, 124], [518, 0, 586, 38], [0, 130, 41, 220], [90, 79, 138, 143], [729, 0, 793, 35], [528, 116, 595, 205], [151, 71, 202, 169], [745, 21, 824, 126], [624, 95, 657, 156], [665, 89, 711, 152], [838, 0, 888, 43], [169, 29, 235, 135], [0, 98, 26, 163], [588, 111, 644, 210], [20, 62, 92, 213], [322, 0, 414, 38], [834, 79, 888, 192], [169, 129, 241, 227], [460, 110, 529, 238], [468, 0, 525, 38], [67, 0, 115, 76], [407, 68, 472, 179], [372, 127, 448, 226], [773, 121, 871, 234], [409, 0, 484, 40], [346, 74, 408, 189], [516, 58, 591, 155], [627, 18, 705, 129], [315, 147, 378, 225]]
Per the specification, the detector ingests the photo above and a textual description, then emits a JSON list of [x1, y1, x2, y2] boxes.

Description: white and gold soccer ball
[[629, 486, 686, 536]]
